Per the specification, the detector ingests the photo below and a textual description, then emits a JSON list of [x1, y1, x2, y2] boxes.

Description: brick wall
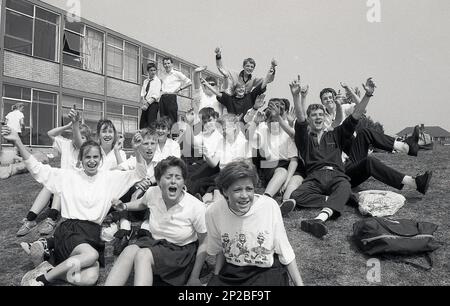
[[63, 66, 104, 95], [107, 77, 140, 104], [3, 51, 59, 86]]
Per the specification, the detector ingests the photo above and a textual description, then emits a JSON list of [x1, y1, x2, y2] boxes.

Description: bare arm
[[1, 127, 31, 160], [286, 259, 304, 286], [201, 78, 222, 98], [186, 232, 208, 286], [68, 107, 84, 149], [341, 82, 361, 105], [193, 66, 207, 90], [47, 122, 73, 141], [111, 196, 147, 212], [290, 75, 308, 122], [351, 78, 376, 120], [215, 47, 230, 78], [213, 253, 226, 275]]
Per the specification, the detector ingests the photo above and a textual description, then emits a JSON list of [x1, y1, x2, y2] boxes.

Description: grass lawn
[[0, 146, 448, 286]]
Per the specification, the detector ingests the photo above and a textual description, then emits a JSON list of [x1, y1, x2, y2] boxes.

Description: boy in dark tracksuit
[[287, 76, 376, 238]]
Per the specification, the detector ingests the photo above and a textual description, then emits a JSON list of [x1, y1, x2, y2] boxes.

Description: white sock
[[120, 219, 131, 231], [140, 220, 150, 231], [402, 176, 417, 189], [315, 208, 333, 222], [394, 141, 409, 154]]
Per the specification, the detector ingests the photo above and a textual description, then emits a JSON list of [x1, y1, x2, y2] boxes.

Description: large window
[[106, 102, 139, 149], [106, 36, 140, 83], [63, 18, 104, 74], [2, 84, 57, 146], [4, 0, 60, 61], [61, 96, 104, 132]]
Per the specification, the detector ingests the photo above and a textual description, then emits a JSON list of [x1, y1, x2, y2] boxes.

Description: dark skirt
[[186, 162, 220, 196], [52, 219, 105, 267], [133, 235, 199, 286], [208, 255, 290, 286], [260, 159, 291, 184]]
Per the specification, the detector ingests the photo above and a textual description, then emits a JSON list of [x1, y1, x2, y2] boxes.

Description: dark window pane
[[36, 7, 59, 24], [5, 10, 33, 41], [63, 30, 82, 56], [3, 84, 31, 100], [65, 18, 83, 34], [124, 106, 138, 116], [106, 102, 122, 115], [4, 36, 32, 54], [84, 100, 103, 112], [6, 0, 33, 15], [32, 102, 57, 145], [33, 90, 57, 104], [61, 95, 83, 108], [34, 20, 57, 61], [106, 45, 123, 78], [63, 53, 82, 68]]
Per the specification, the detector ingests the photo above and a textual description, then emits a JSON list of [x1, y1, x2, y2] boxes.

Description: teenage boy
[[139, 62, 162, 128]]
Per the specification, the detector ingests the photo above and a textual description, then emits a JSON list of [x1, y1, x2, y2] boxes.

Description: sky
[[46, 0, 450, 134]]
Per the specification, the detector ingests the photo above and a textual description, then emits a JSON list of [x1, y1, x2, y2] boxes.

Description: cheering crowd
[[1, 47, 432, 286]]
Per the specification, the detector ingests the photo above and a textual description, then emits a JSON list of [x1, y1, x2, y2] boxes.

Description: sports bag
[[353, 217, 441, 270]]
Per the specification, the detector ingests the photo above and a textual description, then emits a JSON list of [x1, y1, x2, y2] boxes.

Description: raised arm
[[341, 82, 361, 105], [351, 78, 376, 120], [260, 59, 277, 89], [214, 47, 230, 78], [290, 75, 308, 122], [201, 77, 222, 98], [193, 66, 207, 90], [1, 126, 31, 160], [68, 106, 84, 149], [47, 121, 73, 141]]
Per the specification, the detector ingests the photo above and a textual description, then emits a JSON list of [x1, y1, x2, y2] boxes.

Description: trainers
[[17, 220, 37, 237], [279, 199, 296, 217], [113, 229, 132, 256], [24, 238, 50, 267], [416, 171, 433, 195], [101, 222, 118, 242], [300, 219, 328, 238], [405, 125, 420, 157], [21, 261, 53, 286], [38, 218, 57, 235]]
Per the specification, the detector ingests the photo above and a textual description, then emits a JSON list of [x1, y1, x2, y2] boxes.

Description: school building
[[0, 0, 222, 149]]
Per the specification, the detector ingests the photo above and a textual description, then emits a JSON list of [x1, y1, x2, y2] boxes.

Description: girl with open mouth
[[96, 119, 126, 170], [105, 156, 208, 286]]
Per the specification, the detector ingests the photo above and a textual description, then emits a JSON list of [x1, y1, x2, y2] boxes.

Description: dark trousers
[[344, 128, 404, 189], [159, 94, 178, 124], [291, 169, 351, 217], [139, 102, 159, 129], [186, 161, 220, 196]]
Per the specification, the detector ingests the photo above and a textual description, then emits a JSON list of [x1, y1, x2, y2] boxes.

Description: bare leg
[[50, 193, 61, 211], [105, 245, 140, 286], [283, 175, 304, 200], [134, 248, 154, 286], [29, 187, 52, 215], [65, 261, 100, 286], [264, 167, 287, 196]]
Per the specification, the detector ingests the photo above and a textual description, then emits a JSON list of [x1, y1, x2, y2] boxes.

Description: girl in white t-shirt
[[105, 156, 208, 286], [17, 108, 91, 237], [5, 102, 25, 134], [1, 126, 146, 286], [96, 119, 126, 170], [150, 117, 181, 163], [205, 161, 303, 286]]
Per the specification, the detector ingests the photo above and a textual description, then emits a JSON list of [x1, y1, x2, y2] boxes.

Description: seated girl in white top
[[206, 161, 303, 286], [96, 119, 127, 170], [17, 107, 91, 237], [192, 66, 224, 116], [150, 117, 181, 163], [105, 157, 207, 286], [0, 126, 147, 286]]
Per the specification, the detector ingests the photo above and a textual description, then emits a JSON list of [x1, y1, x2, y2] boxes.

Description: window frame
[[106, 35, 140, 84]]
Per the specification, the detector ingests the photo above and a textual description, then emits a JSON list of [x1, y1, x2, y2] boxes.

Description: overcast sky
[[47, 0, 450, 134]]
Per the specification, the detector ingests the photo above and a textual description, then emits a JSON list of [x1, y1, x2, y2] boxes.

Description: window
[[106, 36, 140, 83], [106, 102, 139, 149], [4, 0, 59, 61], [141, 48, 155, 83], [179, 63, 192, 98], [2, 84, 57, 146], [63, 18, 104, 73], [61, 96, 104, 132]]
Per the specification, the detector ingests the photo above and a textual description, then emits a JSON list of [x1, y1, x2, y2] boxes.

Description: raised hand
[[131, 131, 143, 150], [300, 84, 309, 98], [253, 94, 266, 110], [335, 89, 345, 105], [68, 106, 80, 123], [115, 134, 124, 150], [362, 77, 376, 96], [286, 108, 296, 126], [271, 58, 278, 68], [195, 66, 207, 73], [289, 75, 302, 96], [214, 47, 221, 56], [1, 125, 20, 142], [340, 82, 350, 90]]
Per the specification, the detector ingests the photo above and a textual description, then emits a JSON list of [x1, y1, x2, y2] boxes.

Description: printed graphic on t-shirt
[[222, 231, 273, 265]]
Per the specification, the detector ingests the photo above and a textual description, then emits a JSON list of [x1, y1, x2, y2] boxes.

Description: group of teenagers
[[1, 48, 433, 287]]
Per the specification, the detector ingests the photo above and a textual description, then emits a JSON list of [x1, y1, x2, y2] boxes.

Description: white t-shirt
[[99, 148, 127, 171], [206, 194, 295, 267], [193, 87, 223, 116], [144, 186, 207, 246], [153, 139, 181, 163], [52, 136, 79, 170], [5, 110, 24, 133], [218, 131, 252, 169], [193, 130, 223, 160], [254, 122, 298, 161], [160, 69, 191, 94], [119, 156, 157, 179], [24, 155, 146, 225]]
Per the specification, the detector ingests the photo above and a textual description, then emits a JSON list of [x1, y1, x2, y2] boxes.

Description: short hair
[[162, 56, 173, 63], [199, 107, 219, 124], [306, 104, 326, 117], [154, 156, 187, 181], [151, 116, 173, 130], [12, 102, 24, 110], [281, 98, 291, 112], [79, 123, 92, 139], [96, 119, 118, 147], [217, 113, 240, 127], [140, 127, 158, 140], [232, 82, 246, 94], [146, 62, 157, 71], [216, 160, 259, 193], [242, 58, 256, 67], [204, 76, 217, 86], [319, 88, 337, 101], [78, 140, 102, 162]]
